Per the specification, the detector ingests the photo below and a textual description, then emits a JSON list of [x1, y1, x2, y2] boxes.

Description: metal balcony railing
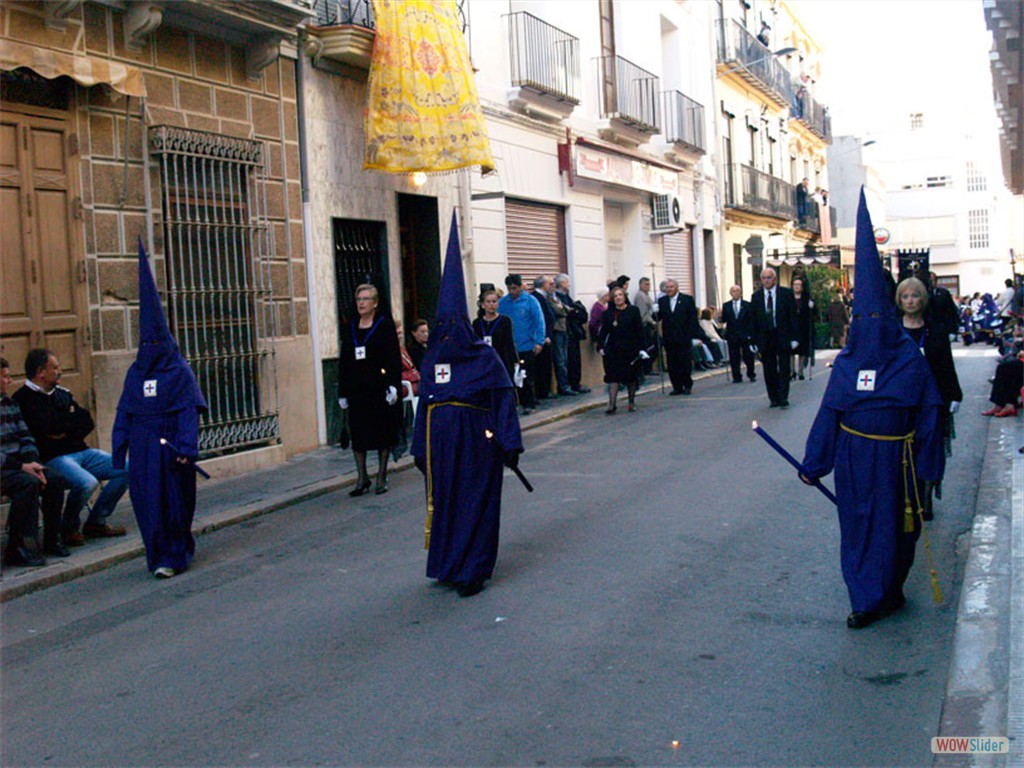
[[311, 0, 374, 29], [661, 90, 705, 152], [791, 88, 832, 142], [724, 164, 797, 220], [716, 18, 794, 107], [506, 12, 581, 104], [595, 55, 660, 133]]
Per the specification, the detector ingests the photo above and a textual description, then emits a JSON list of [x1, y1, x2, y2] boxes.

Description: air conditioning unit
[[651, 193, 683, 231]]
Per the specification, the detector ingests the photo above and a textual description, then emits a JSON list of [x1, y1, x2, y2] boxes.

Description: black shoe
[[682, 386, 692, 395], [4, 545, 46, 568], [732, 378, 743, 383], [769, 402, 780, 408], [605, 405, 617, 414], [44, 542, 71, 558], [558, 389, 578, 397], [779, 400, 790, 409], [375, 479, 389, 495], [349, 480, 372, 497], [798, 374, 805, 380], [847, 611, 881, 629], [456, 580, 485, 598], [748, 376, 757, 382], [572, 387, 591, 394], [669, 389, 684, 396]]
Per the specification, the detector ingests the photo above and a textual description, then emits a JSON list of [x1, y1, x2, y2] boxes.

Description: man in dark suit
[[926, 271, 959, 339], [530, 276, 556, 400], [721, 284, 756, 383], [750, 268, 798, 407], [656, 279, 711, 396]]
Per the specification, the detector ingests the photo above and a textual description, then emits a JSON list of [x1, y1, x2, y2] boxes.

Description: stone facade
[[0, 1, 318, 471]]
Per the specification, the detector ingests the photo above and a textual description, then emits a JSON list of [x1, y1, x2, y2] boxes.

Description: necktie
[[767, 291, 775, 329]]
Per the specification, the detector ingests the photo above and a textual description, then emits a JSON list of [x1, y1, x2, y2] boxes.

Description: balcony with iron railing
[[716, 18, 794, 108], [505, 11, 581, 120], [791, 88, 832, 142], [724, 164, 797, 220], [594, 55, 660, 141], [311, 0, 374, 28], [661, 90, 705, 154]]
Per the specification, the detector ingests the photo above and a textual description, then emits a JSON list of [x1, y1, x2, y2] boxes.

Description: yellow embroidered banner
[[364, 0, 493, 175]]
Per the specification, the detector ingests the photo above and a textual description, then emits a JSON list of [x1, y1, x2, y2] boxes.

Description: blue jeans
[[46, 449, 129, 531]]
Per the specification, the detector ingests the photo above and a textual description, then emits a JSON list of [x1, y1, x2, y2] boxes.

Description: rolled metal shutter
[[506, 199, 567, 286], [663, 226, 694, 295]]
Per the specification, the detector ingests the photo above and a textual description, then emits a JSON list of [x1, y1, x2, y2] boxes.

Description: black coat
[[338, 313, 403, 451], [793, 293, 814, 355], [927, 286, 960, 338], [598, 304, 644, 384], [473, 314, 518, 381], [721, 299, 754, 342], [656, 293, 707, 348], [750, 286, 798, 348]]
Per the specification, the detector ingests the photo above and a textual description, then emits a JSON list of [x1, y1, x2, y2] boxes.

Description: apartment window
[[150, 126, 280, 456], [968, 209, 989, 249], [966, 162, 987, 192], [910, 112, 924, 130]]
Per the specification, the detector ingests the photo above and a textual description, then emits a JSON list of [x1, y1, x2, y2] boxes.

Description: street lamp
[[717, 47, 798, 78]]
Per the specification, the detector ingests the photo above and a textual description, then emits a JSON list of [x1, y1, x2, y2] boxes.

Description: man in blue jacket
[[498, 274, 545, 415]]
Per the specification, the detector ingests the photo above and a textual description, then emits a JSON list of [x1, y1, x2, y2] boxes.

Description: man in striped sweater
[[1, 357, 67, 567]]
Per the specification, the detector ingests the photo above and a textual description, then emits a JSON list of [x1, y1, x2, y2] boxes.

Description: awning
[[0, 39, 147, 98]]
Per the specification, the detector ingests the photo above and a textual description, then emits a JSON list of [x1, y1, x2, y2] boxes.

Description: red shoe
[[982, 405, 1000, 416], [994, 404, 1018, 418]]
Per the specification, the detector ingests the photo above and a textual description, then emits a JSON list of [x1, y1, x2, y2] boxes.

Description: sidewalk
[[0, 364, 725, 600]]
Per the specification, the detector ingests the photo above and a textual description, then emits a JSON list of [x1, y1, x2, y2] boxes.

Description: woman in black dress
[[338, 284, 403, 496], [598, 286, 646, 414], [472, 288, 518, 383], [791, 277, 814, 380], [897, 276, 963, 518]]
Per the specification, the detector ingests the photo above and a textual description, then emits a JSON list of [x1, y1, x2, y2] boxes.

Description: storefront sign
[[574, 146, 678, 195]]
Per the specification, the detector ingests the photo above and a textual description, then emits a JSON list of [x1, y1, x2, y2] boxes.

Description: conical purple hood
[[117, 238, 207, 415], [417, 212, 511, 404], [822, 189, 939, 411]]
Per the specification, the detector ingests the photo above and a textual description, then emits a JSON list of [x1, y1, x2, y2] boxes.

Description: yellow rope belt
[[838, 423, 942, 603], [424, 401, 489, 550]]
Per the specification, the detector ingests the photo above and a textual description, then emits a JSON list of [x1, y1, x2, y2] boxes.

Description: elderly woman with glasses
[[338, 284, 403, 496]]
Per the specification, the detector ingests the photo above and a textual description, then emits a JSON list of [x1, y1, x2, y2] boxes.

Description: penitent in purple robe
[[412, 214, 522, 589], [802, 192, 944, 615], [113, 240, 207, 574]]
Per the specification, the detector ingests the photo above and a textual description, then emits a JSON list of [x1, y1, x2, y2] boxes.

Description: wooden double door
[[0, 106, 90, 401]]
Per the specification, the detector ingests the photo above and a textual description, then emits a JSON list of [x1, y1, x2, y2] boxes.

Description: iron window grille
[[150, 126, 280, 456]]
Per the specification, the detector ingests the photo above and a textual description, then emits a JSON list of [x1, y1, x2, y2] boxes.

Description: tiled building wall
[[2, 1, 318, 462]]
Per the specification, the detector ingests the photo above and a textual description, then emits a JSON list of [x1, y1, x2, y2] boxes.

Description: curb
[[934, 415, 1023, 767]]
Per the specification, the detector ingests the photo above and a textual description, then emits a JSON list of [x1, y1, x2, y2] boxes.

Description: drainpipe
[[296, 30, 327, 445], [458, 167, 477, 304]]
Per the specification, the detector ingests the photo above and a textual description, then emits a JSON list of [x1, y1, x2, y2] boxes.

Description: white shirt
[[669, 295, 679, 313]]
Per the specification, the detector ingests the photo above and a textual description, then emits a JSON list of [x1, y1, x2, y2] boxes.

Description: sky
[[791, 0, 997, 139]]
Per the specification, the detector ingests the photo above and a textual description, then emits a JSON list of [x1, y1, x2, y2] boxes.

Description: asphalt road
[[0, 348, 998, 767]]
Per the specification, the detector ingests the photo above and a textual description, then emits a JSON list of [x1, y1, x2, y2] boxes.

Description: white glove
[[338, 398, 349, 410], [790, 340, 799, 350], [385, 386, 398, 406], [639, 350, 650, 360], [949, 401, 960, 414], [599, 348, 606, 356], [513, 364, 525, 388], [749, 344, 759, 354], [808, 300, 815, 309]]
